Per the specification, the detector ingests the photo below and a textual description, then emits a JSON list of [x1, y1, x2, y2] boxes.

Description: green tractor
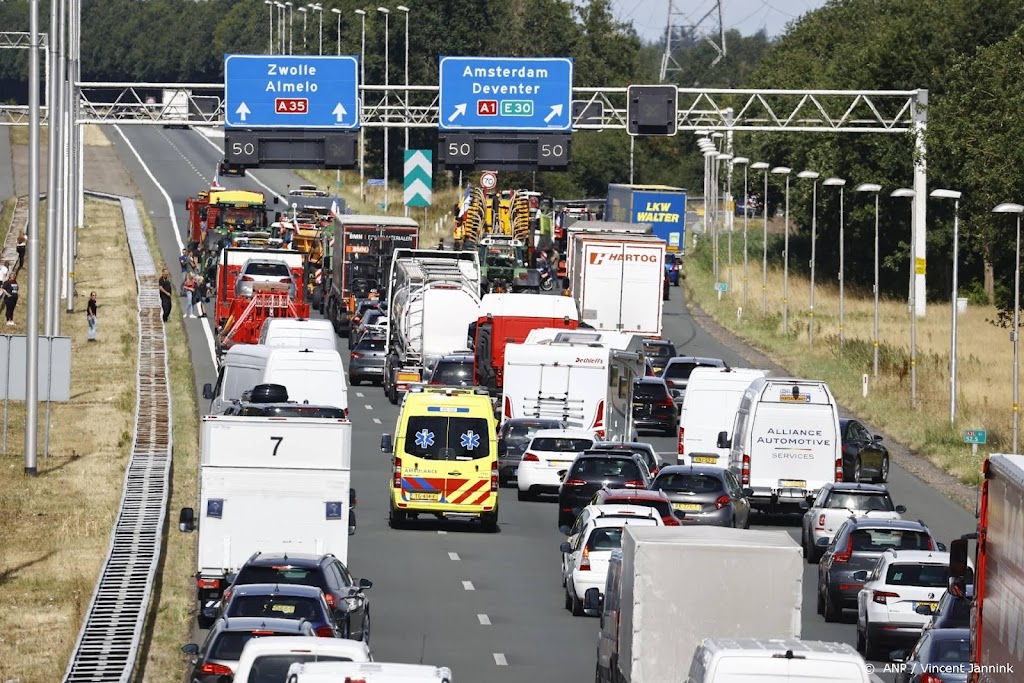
[[478, 235, 540, 294]]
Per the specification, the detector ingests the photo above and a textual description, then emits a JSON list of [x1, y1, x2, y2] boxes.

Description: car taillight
[[835, 456, 844, 482], [314, 625, 335, 637], [199, 663, 234, 675], [872, 590, 900, 605], [523, 452, 540, 462], [392, 457, 402, 489], [350, 352, 363, 359], [622, 480, 645, 489], [678, 427, 684, 455], [324, 593, 335, 609], [816, 514, 826, 530], [280, 278, 292, 283], [504, 396, 512, 419], [197, 578, 221, 589], [564, 479, 587, 487], [658, 397, 674, 408], [491, 460, 498, 492], [662, 515, 680, 526], [927, 537, 935, 550], [833, 535, 853, 563], [714, 494, 731, 510], [579, 546, 591, 571], [741, 454, 750, 485], [240, 275, 255, 282], [222, 587, 233, 604]]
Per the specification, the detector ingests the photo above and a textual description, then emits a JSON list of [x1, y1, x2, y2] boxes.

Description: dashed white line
[[437, 530, 447, 535], [478, 614, 491, 625], [448, 552, 460, 561], [373, 418, 382, 424], [493, 653, 507, 666], [356, 392, 365, 398], [462, 580, 475, 591], [364, 404, 373, 409]]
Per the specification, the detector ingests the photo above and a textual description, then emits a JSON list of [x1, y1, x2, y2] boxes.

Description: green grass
[[0, 197, 14, 235]]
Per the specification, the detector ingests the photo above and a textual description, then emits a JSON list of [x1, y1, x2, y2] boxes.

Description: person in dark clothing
[[15, 231, 26, 273], [86, 291, 98, 341], [194, 276, 208, 318], [1, 273, 19, 325], [158, 268, 173, 322]]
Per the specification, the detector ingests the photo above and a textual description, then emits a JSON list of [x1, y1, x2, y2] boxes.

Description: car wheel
[[360, 610, 371, 644], [816, 585, 825, 616], [570, 587, 585, 616], [197, 613, 215, 630], [387, 382, 398, 405], [876, 455, 890, 483], [802, 531, 809, 560], [863, 619, 882, 660], [856, 622, 866, 653], [595, 662, 602, 683], [388, 508, 406, 529], [564, 586, 572, 610], [822, 589, 840, 623], [663, 423, 676, 436], [350, 377, 361, 387], [517, 489, 532, 502], [481, 512, 498, 533], [853, 458, 863, 483]]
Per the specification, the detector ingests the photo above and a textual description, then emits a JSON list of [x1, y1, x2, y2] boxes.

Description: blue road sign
[[438, 56, 573, 132], [224, 54, 360, 130]]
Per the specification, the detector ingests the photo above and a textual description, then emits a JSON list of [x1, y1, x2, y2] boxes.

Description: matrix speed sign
[[480, 171, 497, 189]]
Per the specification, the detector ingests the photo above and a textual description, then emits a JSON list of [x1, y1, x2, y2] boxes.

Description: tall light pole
[[310, 3, 323, 55], [265, 0, 274, 52], [856, 183, 883, 377], [823, 178, 847, 345], [331, 7, 342, 55], [771, 167, 792, 333], [285, 2, 293, 53], [398, 5, 410, 216], [355, 8, 366, 202], [798, 170, 820, 345], [275, 2, 286, 55], [994, 202, 1024, 453], [751, 162, 769, 314], [378, 6, 391, 212], [702, 147, 717, 266], [733, 157, 749, 309], [931, 189, 962, 424], [298, 6, 307, 50], [893, 188, 918, 408], [711, 132, 724, 278], [718, 152, 733, 293]]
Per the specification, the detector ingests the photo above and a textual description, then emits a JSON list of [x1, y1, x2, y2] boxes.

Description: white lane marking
[[160, 130, 209, 184], [373, 418, 381, 424], [113, 125, 217, 366], [195, 130, 284, 203], [448, 552, 460, 561], [364, 404, 373, 409], [356, 392, 365, 398], [493, 653, 507, 666], [437, 530, 447, 535], [462, 580, 474, 591], [478, 613, 491, 625]]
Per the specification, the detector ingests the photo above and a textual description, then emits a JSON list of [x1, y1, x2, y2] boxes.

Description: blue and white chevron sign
[[404, 150, 433, 208]]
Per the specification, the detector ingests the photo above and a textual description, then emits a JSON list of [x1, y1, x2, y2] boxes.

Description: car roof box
[[248, 383, 289, 403]]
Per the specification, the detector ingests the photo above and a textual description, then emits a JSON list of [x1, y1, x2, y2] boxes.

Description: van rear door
[[710, 654, 868, 682], [401, 411, 494, 510]]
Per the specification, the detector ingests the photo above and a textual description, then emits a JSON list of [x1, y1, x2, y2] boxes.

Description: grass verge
[[0, 199, 136, 683], [0, 197, 14, 236], [684, 238, 994, 485], [134, 201, 200, 682]]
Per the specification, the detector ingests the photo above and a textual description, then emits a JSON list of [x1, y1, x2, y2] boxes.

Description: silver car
[[182, 616, 316, 682], [348, 334, 386, 386], [235, 258, 297, 299], [649, 465, 751, 528]]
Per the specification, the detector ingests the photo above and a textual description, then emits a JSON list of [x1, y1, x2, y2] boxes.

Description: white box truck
[[178, 414, 353, 627], [678, 367, 769, 467], [161, 88, 190, 128], [590, 526, 802, 683], [501, 328, 645, 441], [569, 233, 666, 336]]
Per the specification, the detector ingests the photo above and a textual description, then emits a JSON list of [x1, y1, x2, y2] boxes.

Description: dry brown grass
[[687, 242, 1001, 484], [9, 122, 106, 147]]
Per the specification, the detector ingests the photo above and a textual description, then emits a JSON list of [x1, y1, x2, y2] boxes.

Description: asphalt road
[[107, 125, 975, 682]]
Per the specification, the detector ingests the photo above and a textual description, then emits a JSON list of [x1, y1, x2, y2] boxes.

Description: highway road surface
[[108, 125, 975, 682]]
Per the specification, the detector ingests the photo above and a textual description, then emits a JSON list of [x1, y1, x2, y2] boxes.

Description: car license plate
[[692, 456, 717, 464], [550, 460, 571, 465], [673, 502, 701, 511], [409, 492, 439, 501], [780, 479, 807, 488]]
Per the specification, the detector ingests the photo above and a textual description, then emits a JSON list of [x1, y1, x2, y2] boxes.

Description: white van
[[686, 638, 870, 683], [258, 318, 337, 351], [204, 345, 349, 415], [678, 367, 769, 467], [234, 636, 372, 683], [723, 377, 841, 513], [286, 661, 453, 683]]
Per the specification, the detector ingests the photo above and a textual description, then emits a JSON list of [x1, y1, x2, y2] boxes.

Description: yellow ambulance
[[380, 386, 499, 532]]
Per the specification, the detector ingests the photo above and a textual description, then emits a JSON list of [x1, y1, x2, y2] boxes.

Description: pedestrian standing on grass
[[2, 273, 19, 325], [0, 261, 9, 286], [158, 268, 173, 322], [86, 291, 98, 341], [15, 231, 26, 273], [183, 271, 196, 319]]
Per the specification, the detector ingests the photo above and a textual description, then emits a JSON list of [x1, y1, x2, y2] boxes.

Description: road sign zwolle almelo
[[404, 150, 433, 208], [224, 54, 360, 129], [438, 56, 573, 132]]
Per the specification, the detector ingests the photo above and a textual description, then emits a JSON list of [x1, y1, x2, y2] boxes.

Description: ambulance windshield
[[404, 416, 490, 461]]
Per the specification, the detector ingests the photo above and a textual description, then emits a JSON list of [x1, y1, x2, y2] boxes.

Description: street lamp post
[[733, 157, 749, 309], [823, 178, 847, 345], [993, 202, 1024, 454], [355, 8, 366, 202], [798, 170, 820, 345], [893, 188, 918, 408], [298, 6, 307, 50], [275, 3, 285, 54], [331, 8, 341, 55], [265, 0, 274, 53], [285, 2, 293, 54], [398, 5, 410, 217], [771, 167, 792, 333], [700, 144, 715, 250], [931, 188, 963, 425], [310, 3, 323, 55], [856, 183, 882, 377], [378, 6, 391, 212], [718, 153, 734, 294]]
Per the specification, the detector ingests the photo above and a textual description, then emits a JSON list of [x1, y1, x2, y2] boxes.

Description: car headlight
[[345, 595, 364, 611]]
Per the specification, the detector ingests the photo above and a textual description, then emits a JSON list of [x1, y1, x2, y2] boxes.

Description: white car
[[855, 549, 972, 661], [517, 428, 597, 501], [559, 503, 666, 585], [801, 482, 906, 563], [233, 636, 372, 682], [560, 512, 661, 616]]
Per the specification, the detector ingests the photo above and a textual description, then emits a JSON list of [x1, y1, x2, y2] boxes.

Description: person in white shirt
[[0, 262, 10, 284]]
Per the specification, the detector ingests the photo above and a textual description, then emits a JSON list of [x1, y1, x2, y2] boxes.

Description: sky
[[608, 0, 829, 44]]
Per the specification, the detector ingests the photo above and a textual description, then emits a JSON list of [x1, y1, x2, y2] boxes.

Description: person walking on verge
[[86, 291, 98, 341], [158, 268, 173, 322], [2, 273, 19, 326], [183, 271, 196, 318], [15, 231, 26, 273]]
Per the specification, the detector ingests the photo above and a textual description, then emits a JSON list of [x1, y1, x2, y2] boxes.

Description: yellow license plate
[[916, 601, 938, 611], [409, 492, 439, 501], [673, 503, 701, 511], [397, 372, 421, 383], [780, 480, 807, 488], [692, 456, 717, 464]]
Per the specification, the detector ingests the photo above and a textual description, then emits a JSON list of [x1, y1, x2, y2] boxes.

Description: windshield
[[431, 362, 473, 385], [355, 338, 385, 351], [227, 595, 323, 622], [404, 416, 490, 461], [247, 655, 357, 683], [244, 262, 290, 277], [530, 437, 592, 453], [505, 421, 561, 451], [223, 207, 262, 225], [602, 497, 671, 517], [571, 458, 641, 480], [484, 248, 518, 267], [652, 473, 725, 494], [586, 527, 624, 551], [210, 631, 281, 661], [849, 528, 933, 552], [826, 492, 894, 511], [234, 565, 327, 591], [643, 344, 674, 359], [633, 382, 669, 400], [663, 361, 719, 380], [886, 563, 951, 587]]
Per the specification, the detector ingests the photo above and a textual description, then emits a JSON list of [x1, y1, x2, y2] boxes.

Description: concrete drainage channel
[[61, 191, 172, 683]]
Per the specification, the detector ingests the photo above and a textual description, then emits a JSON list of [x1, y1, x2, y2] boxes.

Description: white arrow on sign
[[544, 104, 563, 124], [447, 103, 467, 123], [235, 102, 251, 122], [404, 178, 433, 205], [333, 103, 347, 122]]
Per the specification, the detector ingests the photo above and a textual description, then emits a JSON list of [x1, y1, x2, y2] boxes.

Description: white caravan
[[678, 367, 769, 467]]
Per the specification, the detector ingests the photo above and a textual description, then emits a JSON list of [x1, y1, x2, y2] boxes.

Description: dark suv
[[229, 553, 373, 642], [642, 340, 677, 375], [557, 452, 653, 528], [817, 518, 944, 623], [921, 585, 973, 632], [497, 417, 565, 486], [631, 378, 678, 435], [182, 617, 315, 682], [428, 353, 475, 387]]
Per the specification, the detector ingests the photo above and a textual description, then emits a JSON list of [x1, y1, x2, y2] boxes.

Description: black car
[[817, 518, 943, 623], [182, 617, 316, 682], [642, 340, 678, 375], [556, 451, 653, 528], [921, 586, 973, 632], [428, 353, 475, 387], [591, 441, 665, 478], [661, 356, 727, 406], [497, 417, 565, 486], [891, 628, 971, 683], [840, 418, 890, 483], [229, 552, 373, 642], [631, 378, 678, 436]]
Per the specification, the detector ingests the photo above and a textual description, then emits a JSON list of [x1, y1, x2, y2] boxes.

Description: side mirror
[[201, 606, 219, 621], [202, 383, 214, 400], [852, 570, 869, 581], [915, 604, 934, 615], [889, 651, 907, 663], [583, 588, 602, 613], [380, 433, 393, 453], [949, 537, 969, 596], [937, 542, 947, 552], [178, 507, 195, 533], [816, 537, 830, 547], [873, 434, 884, 442], [181, 643, 199, 655], [716, 431, 730, 449], [895, 505, 907, 514], [742, 488, 754, 498], [559, 525, 571, 536], [358, 578, 373, 590], [497, 438, 507, 458], [559, 541, 572, 554], [273, 196, 280, 205]]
